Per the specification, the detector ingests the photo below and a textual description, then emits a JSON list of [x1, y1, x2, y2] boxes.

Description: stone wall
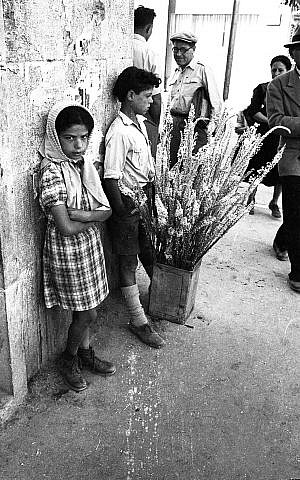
[[0, 0, 133, 410]]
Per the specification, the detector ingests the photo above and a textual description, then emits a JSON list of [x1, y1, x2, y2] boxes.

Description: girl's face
[[271, 61, 288, 79], [58, 124, 89, 160]]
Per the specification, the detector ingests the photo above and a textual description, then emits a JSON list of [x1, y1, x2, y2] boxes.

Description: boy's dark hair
[[113, 66, 161, 102], [55, 106, 94, 135], [134, 5, 156, 29], [270, 55, 292, 71]]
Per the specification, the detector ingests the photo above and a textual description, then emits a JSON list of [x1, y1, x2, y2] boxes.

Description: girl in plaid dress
[[39, 101, 116, 392]]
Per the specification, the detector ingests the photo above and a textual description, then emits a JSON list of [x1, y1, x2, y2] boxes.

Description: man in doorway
[[133, 5, 162, 157], [267, 24, 300, 293], [168, 31, 222, 167]]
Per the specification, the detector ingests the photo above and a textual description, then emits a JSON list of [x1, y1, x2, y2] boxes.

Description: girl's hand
[[51, 205, 94, 236], [67, 208, 90, 222], [68, 207, 112, 223]]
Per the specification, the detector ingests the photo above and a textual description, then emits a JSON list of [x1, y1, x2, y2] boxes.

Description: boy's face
[[129, 88, 153, 116], [58, 124, 89, 160]]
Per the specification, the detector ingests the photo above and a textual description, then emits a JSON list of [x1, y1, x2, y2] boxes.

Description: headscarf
[[39, 100, 110, 210]]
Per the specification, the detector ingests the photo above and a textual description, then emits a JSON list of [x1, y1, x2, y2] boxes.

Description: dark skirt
[[246, 130, 280, 187]]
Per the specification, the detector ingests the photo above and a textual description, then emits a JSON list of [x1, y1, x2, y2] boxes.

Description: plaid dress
[[39, 161, 109, 311]]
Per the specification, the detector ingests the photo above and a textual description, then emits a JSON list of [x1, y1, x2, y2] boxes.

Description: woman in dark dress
[[243, 55, 292, 216]]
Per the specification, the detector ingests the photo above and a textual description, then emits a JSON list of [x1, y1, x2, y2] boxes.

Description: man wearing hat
[[267, 24, 300, 293], [168, 31, 222, 167]]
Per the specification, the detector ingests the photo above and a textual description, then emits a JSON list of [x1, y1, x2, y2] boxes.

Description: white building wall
[[135, 0, 293, 110]]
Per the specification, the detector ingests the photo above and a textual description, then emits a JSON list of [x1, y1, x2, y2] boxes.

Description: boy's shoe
[[77, 346, 116, 376], [288, 279, 300, 293], [60, 354, 87, 392], [273, 241, 288, 261], [129, 323, 165, 349], [269, 201, 281, 218]]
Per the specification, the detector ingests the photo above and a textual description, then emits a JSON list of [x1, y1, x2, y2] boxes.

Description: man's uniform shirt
[[169, 57, 222, 116]]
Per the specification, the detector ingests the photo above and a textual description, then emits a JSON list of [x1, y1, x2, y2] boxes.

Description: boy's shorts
[[107, 194, 151, 256]]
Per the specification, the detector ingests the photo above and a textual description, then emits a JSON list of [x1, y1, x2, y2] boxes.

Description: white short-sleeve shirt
[[133, 34, 162, 96], [104, 112, 155, 187]]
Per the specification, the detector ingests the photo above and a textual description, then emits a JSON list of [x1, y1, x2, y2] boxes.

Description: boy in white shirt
[[103, 66, 165, 349]]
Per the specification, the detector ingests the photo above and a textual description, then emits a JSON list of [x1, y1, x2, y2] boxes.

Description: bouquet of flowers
[[119, 106, 285, 271]]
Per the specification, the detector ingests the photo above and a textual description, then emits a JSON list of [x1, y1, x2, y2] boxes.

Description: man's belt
[[170, 110, 188, 118]]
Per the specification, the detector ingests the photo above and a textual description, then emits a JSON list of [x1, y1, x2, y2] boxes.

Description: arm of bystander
[[103, 178, 138, 217]]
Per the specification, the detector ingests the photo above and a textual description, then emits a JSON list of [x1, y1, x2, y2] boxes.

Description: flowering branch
[[119, 105, 285, 270]]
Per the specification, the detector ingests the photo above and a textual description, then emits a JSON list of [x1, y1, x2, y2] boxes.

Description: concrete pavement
[[0, 185, 299, 480]]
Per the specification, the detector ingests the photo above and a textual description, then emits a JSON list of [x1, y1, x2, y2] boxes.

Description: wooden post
[[164, 0, 176, 91], [223, 0, 240, 101]]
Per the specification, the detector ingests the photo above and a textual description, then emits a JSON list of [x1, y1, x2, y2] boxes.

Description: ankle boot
[[60, 353, 87, 392], [77, 346, 116, 375]]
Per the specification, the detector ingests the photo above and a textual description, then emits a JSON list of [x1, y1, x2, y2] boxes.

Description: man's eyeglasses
[[172, 46, 193, 55]]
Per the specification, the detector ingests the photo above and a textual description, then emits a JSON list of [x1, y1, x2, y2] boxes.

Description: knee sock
[[121, 284, 148, 327]]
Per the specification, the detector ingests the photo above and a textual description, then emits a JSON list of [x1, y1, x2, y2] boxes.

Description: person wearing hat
[[267, 24, 300, 293], [168, 31, 222, 167]]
